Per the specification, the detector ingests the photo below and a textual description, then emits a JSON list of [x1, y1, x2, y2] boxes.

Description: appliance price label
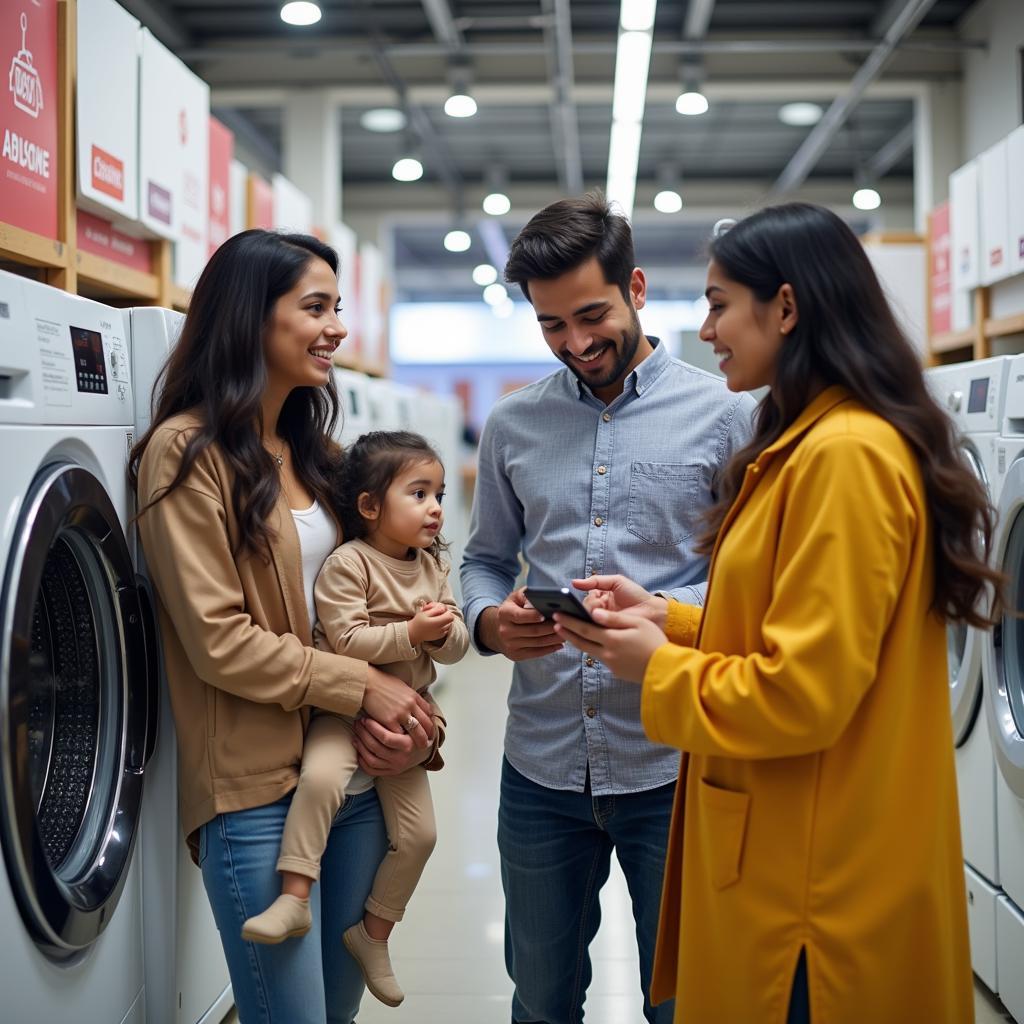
[[34, 316, 71, 406]]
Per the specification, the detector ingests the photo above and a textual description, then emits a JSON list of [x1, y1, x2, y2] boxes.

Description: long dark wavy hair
[[339, 431, 450, 568], [699, 202, 1002, 628], [128, 229, 344, 560]]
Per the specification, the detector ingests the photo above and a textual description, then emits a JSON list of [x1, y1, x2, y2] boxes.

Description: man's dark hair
[[504, 190, 635, 303]]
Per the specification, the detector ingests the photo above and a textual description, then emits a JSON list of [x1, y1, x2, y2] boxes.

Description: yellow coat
[[641, 387, 973, 1023]]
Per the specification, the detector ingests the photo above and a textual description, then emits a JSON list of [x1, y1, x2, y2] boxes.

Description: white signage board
[[1008, 125, 1024, 279], [359, 241, 386, 370], [979, 139, 1010, 286], [271, 173, 313, 234], [76, 0, 139, 222], [229, 159, 247, 238], [950, 160, 981, 294]]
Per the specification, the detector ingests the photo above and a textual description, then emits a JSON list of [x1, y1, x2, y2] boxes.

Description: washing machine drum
[[0, 462, 157, 958]]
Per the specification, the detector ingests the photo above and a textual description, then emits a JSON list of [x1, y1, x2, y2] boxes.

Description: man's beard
[[564, 313, 643, 391]]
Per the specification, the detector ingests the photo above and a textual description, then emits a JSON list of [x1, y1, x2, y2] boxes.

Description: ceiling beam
[[684, 0, 717, 39], [420, 0, 465, 55], [772, 0, 938, 194], [476, 218, 511, 274], [865, 119, 915, 179], [542, 0, 584, 194]]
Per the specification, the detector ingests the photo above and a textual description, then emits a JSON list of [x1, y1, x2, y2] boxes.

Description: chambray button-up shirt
[[461, 340, 756, 795]]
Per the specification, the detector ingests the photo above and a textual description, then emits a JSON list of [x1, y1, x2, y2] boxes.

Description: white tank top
[[291, 500, 373, 796]]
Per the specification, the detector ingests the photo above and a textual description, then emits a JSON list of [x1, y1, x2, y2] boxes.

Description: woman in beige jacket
[[130, 230, 441, 1024]]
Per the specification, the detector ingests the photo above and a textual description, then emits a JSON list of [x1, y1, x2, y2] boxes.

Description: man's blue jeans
[[498, 758, 676, 1024], [199, 789, 387, 1024]]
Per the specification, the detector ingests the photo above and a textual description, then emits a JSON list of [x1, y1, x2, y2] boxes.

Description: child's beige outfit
[[277, 538, 469, 922]]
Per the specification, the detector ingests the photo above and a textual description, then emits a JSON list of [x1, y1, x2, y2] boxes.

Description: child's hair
[[339, 430, 450, 566]]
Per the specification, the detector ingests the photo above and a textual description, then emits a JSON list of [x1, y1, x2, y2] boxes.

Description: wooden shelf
[[171, 285, 191, 312], [985, 313, 1024, 340], [930, 328, 977, 353], [0, 223, 69, 269], [77, 251, 161, 300]]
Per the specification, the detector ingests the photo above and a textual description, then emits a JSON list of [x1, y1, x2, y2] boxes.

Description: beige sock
[[342, 921, 404, 1007], [241, 894, 312, 944]]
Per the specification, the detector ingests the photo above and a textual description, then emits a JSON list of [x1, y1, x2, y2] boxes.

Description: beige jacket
[[137, 413, 443, 856]]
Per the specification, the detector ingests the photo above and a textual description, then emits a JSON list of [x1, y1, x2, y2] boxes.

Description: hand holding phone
[[524, 587, 594, 623]]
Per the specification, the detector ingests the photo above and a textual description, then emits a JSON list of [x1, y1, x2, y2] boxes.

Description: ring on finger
[[403, 715, 419, 733]]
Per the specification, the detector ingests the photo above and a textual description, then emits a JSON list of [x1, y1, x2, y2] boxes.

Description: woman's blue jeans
[[199, 789, 387, 1024]]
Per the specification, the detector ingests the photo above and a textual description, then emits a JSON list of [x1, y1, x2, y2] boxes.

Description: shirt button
[[585, 656, 595, 667], [602, 412, 611, 422], [586, 707, 597, 718], [597, 465, 607, 475], [594, 516, 603, 526]]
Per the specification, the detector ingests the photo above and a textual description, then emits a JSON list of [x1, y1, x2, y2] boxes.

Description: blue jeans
[[498, 758, 676, 1024], [200, 789, 387, 1024]]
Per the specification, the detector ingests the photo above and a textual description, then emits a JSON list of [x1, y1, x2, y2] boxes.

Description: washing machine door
[[989, 456, 1024, 798], [0, 461, 158, 958], [950, 440, 989, 744]]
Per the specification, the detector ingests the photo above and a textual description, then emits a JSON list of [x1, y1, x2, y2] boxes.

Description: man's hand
[[573, 574, 669, 630], [408, 602, 455, 646], [553, 607, 668, 683], [354, 717, 435, 776], [478, 588, 563, 662], [361, 666, 435, 748]]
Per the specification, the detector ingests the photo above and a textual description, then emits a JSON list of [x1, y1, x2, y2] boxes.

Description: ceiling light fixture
[[778, 102, 823, 127], [675, 90, 708, 116], [392, 156, 423, 182], [444, 93, 478, 118], [654, 189, 682, 214], [483, 192, 511, 216], [493, 298, 516, 319], [473, 263, 498, 286], [852, 187, 882, 211], [483, 283, 508, 306], [360, 108, 407, 133], [280, 2, 321, 26], [606, 2, 658, 220], [444, 229, 472, 253]]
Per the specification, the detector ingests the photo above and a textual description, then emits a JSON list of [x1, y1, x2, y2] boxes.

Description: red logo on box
[[91, 145, 124, 201]]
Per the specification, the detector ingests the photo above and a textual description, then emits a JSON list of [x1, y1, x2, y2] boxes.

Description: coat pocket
[[697, 777, 751, 890], [626, 462, 705, 546]]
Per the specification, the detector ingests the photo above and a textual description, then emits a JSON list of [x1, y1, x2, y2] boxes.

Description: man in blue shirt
[[461, 193, 755, 1024]]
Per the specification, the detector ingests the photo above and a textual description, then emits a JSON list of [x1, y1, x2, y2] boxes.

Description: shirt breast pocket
[[627, 462, 706, 546]]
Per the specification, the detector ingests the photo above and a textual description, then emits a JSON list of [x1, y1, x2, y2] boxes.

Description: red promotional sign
[[929, 201, 952, 337], [249, 174, 274, 229], [77, 209, 153, 273], [1, 0, 59, 237], [208, 117, 233, 257], [91, 144, 124, 201]]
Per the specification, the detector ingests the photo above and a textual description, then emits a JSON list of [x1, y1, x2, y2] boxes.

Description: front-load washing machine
[[127, 306, 233, 1024], [986, 352, 1024, 1023], [0, 270, 158, 1022], [927, 355, 1011, 992]]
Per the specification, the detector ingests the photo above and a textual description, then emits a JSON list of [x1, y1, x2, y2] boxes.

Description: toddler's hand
[[409, 602, 456, 645]]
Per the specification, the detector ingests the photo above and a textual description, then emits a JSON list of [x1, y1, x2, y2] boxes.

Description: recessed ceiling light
[[493, 298, 516, 319], [392, 157, 423, 182], [483, 283, 508, 306], [473, 263, 498, 286], [444, 94, 478, 118], [482, 192, 511, 216], [654, 189, 683, 213], [852, 187, 882, 211], [444, 230, 472, 252], [675, 91, 709, 116], [360, 108, 407, 133], [280, 2, 321, 26], [779, 102, 823, 127]]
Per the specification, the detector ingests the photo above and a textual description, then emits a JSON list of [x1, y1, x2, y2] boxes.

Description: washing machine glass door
[[950, 442, 989, 744], [0, 462, 157, 958], [991, 459, 1024, 798]]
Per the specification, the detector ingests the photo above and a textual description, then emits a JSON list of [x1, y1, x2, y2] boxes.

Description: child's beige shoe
[[241, 894, 312, 944], [342, 921, 404, 1007]]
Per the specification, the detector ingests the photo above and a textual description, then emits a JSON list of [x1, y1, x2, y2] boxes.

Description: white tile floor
[[224, 649, 1017, 1023]]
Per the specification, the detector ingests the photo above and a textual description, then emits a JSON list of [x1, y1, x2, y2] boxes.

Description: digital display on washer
[[967, 377, 989, 414], [71, 326, 108, 394]]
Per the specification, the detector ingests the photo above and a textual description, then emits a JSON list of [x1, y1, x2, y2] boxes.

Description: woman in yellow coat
[[553, 203, 1001, 1023]]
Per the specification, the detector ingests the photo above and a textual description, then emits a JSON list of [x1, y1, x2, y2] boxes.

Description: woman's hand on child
[[354, 717, 436, 776], [553, 607, 668, 683], [408, 602, 455, 646], [362, 666, 435, 746]]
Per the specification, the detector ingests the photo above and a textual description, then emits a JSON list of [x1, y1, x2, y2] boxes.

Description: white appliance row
[[927, 355, 1024, 1024]]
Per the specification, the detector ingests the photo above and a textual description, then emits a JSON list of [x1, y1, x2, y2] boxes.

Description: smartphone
[[524, 587, 594, 623]]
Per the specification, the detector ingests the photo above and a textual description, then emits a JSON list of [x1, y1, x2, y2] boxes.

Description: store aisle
[[221, 647, 1015, 1022]]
